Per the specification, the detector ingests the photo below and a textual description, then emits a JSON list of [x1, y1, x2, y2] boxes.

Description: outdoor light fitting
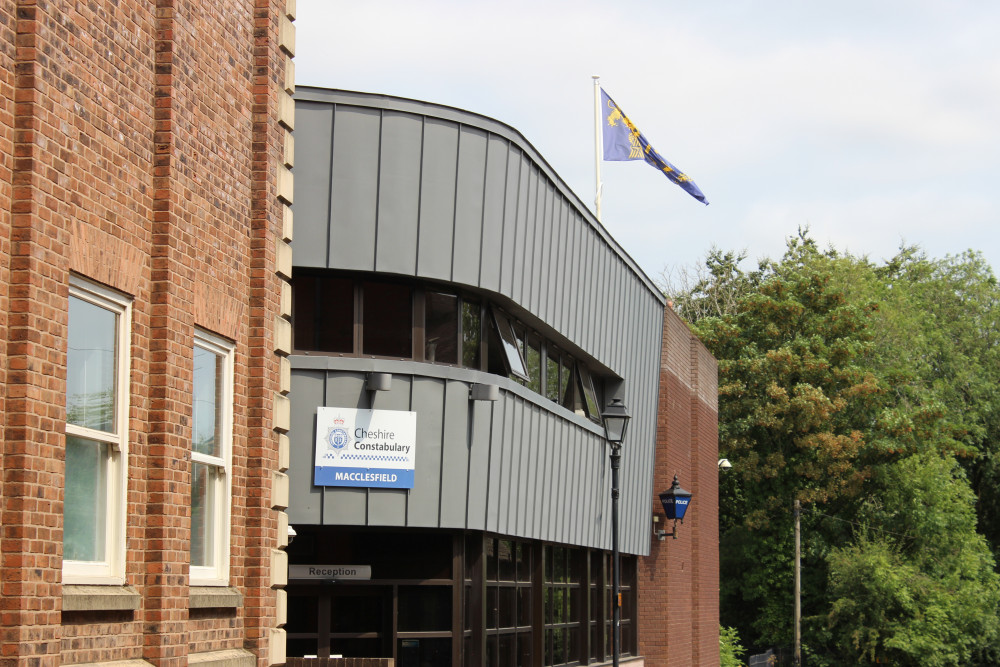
[[366, 372, 392, 392], [656, 475, 693, 540], [718, 458, 732, 470], [601, 397, 631, 445]]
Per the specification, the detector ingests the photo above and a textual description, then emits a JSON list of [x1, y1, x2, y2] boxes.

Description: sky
[[295, 0, 1000, 283]]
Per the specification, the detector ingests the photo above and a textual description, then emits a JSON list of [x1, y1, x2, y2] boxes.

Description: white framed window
[[190, 329, 234, 585], [64, 276, 131, 584]]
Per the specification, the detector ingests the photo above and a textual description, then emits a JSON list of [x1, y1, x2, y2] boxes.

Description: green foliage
[[825, 454, 1000, 666], [720, 625, 746, 667], [670, 231, 1000, 658]]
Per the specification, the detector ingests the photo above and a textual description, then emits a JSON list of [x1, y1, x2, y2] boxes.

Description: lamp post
[[601, 398, 631, 667]]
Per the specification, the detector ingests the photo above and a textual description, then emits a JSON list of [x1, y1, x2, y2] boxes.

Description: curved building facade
[[284, 88, 711, 666]]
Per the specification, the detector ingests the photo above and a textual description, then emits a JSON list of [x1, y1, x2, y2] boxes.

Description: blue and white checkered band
[[327, 427, 350, 451]]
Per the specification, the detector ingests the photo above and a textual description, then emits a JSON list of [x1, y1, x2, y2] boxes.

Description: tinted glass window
[[293, 274, 354, 353], [462, 300, 481, 369], [425, 292, 458, 364], [363, 282, 412, 357]]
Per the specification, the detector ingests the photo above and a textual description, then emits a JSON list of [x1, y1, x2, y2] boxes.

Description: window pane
[[192, 345, 221, 458], [293, 273, 354, 353], [498, 539, 515, 581], [64, 436, 108, 561], [425, 292, 458, 364], [517, 587, 531, 627], [517, 631, 532, 667], [580, 367, 601, 422], [559, 356, 571, 404], [545, 349, 560, 402], [462, 300, 481, 369], [491, 310, 528, 379], [191, 462, 215, 567], [526, 336, 541, 393], [363, 282, 412, 357], [499, 587, 515, 628], [399, 585, 452, 631], [516, 542, 531, 583], [67, 295, 117, 432], [498, 634, 513, 667]]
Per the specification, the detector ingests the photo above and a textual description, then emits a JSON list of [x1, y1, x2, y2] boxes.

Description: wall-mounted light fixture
[[470, 383, 499, 401], [718, 458, 732, 470], [655, 475, 693, 540], [366, 372, 392, 392]]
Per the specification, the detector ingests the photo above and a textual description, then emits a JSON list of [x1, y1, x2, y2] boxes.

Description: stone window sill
[[62, 584, 141, 612], [190, 585, 243, 609], [188, 648, 256, 667]]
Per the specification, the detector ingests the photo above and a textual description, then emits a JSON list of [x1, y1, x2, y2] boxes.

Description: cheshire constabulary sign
[[314, 407, 417, 489]]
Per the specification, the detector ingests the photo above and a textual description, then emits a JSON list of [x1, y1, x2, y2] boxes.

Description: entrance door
[[285, 584, 392, 659], [329, 585, 393, 659]]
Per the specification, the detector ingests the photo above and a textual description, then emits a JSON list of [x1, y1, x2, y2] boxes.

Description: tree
[[669, 232, 1000, 654], [824, 454, 1000, 666]]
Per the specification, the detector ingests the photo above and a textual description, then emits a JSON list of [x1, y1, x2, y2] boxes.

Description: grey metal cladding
[[288, 359, 657, 553], [407, 375, 446, 527], [498, 147, 522, 296], [417, 118, 458, 281], [330, 106, 379, 272], [288, 370, 325, 524], [452, 126, 488, 287], [479, 136, 509, 292], [291, 89, 666, 554], [465, 399, 493, 530], [367, 374, 413, 526], [439, 381, 472, 527], [293, 102, 333, 268], [320, 373, 369, 525], [375, 111, 422, 275]]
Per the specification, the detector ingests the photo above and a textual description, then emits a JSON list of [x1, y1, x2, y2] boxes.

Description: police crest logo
[[326, 426, 350, 452]]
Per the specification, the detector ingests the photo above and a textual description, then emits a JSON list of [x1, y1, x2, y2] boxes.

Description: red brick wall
[[0, 0, 290, 664], [638, 306, 720, 667]]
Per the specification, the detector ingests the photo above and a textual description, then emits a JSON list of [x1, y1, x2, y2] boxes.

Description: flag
[[601, 88, 708, 205]]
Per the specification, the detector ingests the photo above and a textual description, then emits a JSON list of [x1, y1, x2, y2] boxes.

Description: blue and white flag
[[601, 88, 708, 205]]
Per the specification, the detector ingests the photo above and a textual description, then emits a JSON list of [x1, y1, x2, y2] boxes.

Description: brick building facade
[[0, 0, 295, 665], [638, 307, 720, 667]]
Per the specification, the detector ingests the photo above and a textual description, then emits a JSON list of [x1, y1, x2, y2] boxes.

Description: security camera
[[718, 458, 732, 470]]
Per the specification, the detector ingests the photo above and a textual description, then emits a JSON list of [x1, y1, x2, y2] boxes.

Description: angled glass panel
[[490, 309, 528, 381], [579, 366, 601, 423]]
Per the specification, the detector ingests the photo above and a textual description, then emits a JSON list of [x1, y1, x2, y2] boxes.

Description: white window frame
[[190, 329, 234, 586], [63, 276, 131, 585]]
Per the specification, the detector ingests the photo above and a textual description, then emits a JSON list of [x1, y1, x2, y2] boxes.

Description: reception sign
[[315, 407, 417, 488]]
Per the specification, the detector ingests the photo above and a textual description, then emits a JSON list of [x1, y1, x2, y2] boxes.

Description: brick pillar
[[140, 2, 195, 665], [638, 307, 719, 667], [246, 0, 293, 663], [0, 2, 72, 663]]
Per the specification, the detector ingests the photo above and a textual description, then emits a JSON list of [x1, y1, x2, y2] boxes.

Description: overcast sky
[[296, 0, 999, 282]]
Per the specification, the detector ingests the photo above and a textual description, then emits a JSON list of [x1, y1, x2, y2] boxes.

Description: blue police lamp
[[656, 476, 693, 540]]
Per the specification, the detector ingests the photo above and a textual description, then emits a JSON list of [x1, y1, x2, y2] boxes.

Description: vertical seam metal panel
[[324, 104, 336, 268], [372, 108, 383, 269], [414, 116, 426, 276], [477, 131, 490, 288], [449, 126, 462, 282]]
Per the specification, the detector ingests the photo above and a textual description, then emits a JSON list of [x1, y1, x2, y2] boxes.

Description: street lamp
[[601, 397, 631, 667]]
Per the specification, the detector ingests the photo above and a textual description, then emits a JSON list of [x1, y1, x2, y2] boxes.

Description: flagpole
[[593, 75, 602, 221]]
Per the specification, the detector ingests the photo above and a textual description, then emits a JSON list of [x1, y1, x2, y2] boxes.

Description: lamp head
[[658, 475, 693, 521], [601, 398, 631, 445]]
